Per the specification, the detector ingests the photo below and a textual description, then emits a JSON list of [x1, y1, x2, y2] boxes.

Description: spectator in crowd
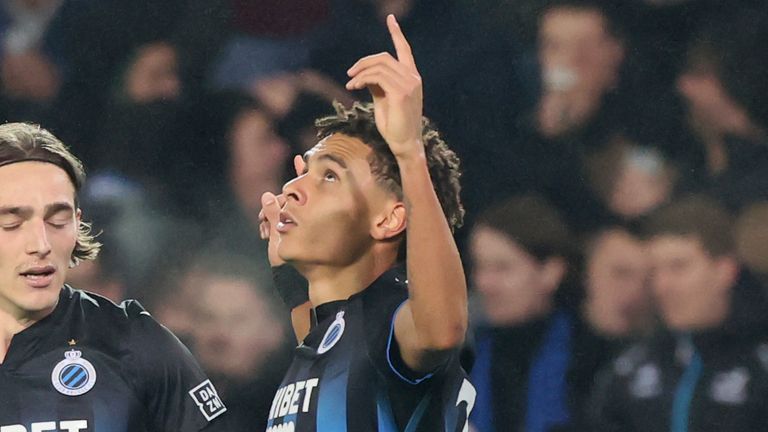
[[568, 223, 656, 428], [208, 0, 329, 93], [86, 38, 193, 194], [590, 195, 768, 431], [463, 0, 635, 230], [195, 92, 292, 261], [64, 242, 127, 304], [468, 195, 576, 432], [250, 69, 353, 152], [580, 224, 655, 340], [183, 253, 292, 431], [582, 130, 678, 220], [676, 7, 768, 210], [734, 201, 768, 285], [0, 0, 68, 118]]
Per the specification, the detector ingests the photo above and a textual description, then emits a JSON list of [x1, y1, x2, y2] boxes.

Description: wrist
[[272, 264, 309, 309], [394, 142, 426, 167]]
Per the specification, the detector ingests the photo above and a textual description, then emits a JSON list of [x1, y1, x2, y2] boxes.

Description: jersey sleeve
[[123, 300, 228, 432], [362, 275, 451, 386]]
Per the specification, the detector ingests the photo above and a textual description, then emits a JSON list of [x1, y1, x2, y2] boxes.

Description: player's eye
[[0, 217, 21, 231], [47, 220, 70, 229], [323, 170, 339, 183]]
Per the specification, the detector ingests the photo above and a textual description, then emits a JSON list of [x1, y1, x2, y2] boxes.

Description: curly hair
[[0, 123, 101, 266], [315, 101, 464, 233]]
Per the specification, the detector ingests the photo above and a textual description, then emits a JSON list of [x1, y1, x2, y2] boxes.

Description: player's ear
[[371, 201, 406, 240]]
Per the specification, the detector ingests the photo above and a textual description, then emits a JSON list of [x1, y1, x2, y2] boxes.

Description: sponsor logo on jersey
[[710, 367, 750, 405], [317, 311, 345, 355], [0, 420, 88, 431], [51, 350, 97, 396], [189, 379, 227, 421], [268, 378, 320, 424]]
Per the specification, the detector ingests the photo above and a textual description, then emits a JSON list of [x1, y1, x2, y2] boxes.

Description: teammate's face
[[584, 230, 653, 337], [470, 226, 558, 327], [648, 235, 736, 331], [0, 162, 79, 321], [277, 134, 394, 266]]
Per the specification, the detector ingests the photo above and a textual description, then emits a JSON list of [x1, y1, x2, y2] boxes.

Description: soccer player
[[259, 15, 474, 431], [0, 122, 227, 431]]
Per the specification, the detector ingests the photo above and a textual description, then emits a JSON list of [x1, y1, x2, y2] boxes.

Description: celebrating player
[[259, 15, 474, 431]]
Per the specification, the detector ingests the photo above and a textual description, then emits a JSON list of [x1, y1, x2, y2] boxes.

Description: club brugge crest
[[51, 350, 97, 396], [317, 311, 346, 354]]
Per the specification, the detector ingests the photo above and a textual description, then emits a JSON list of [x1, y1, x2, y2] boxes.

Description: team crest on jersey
[[51, 350, 97, 396], [317, 311, 346, 354]]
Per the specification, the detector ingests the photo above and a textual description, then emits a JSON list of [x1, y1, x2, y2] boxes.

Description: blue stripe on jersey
[[376, 388, 399, 432], [317, 369, 349, 431], [403, 393, 432, 432], [387, 301, 434, 385], [468, 333, 494, 432]]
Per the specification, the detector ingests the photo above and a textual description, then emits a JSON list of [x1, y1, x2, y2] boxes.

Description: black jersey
[[265, 267, 475, 432], [0, 286, 227, 432]]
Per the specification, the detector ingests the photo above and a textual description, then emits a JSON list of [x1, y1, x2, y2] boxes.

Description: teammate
[[259, 15, 474, 431], [0, 122, 227, 431]]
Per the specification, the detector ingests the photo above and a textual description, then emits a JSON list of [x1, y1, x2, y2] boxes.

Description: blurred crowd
[[3, 0, 768, 430]]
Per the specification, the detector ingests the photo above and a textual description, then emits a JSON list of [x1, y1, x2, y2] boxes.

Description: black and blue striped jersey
[[266, 267, 475, 432], [0, 286, 227, 431]]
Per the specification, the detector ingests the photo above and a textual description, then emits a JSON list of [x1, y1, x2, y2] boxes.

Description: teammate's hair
[[315, 101, 464, 233], [642, 195, 735, 258], [474, 194, 572, 261], [0, 122, 101, 265]]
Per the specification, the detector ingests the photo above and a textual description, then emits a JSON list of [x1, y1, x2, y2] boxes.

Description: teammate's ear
[[372, 202, 406, 240]]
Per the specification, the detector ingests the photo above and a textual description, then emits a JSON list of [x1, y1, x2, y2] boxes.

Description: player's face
[[470, 226, 555, 327], [277, 134, 394, 266], [648, 235, 735, 331], [584, 230, 653, 337], [0, 162, 79, 322]]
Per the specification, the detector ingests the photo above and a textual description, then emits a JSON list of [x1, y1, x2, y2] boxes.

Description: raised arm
[[346, 15, 468, 372]]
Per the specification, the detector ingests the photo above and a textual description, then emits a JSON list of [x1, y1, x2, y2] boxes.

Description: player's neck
[[302, 253, 396, 307], [0, 307, 38, 363]]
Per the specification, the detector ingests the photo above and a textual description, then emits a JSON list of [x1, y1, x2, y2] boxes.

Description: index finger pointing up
[[387, 14, 417, 71]]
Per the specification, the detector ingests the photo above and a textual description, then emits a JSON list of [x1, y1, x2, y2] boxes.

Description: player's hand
[[259, 156, 305, 266], [345, 15, 424, 160]]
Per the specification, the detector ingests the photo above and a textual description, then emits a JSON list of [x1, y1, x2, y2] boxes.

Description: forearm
[[398, 151, 467, 349]]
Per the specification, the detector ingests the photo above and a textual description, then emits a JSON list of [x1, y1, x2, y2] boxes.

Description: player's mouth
[[19, 265, 57, 288], [276, 211, 297, 233]]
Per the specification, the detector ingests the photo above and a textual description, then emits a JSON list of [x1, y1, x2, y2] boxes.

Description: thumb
[[260, 192, 286, 266]]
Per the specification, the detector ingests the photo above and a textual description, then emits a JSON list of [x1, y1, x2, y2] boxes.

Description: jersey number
[[456, 379, 477, 432]]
